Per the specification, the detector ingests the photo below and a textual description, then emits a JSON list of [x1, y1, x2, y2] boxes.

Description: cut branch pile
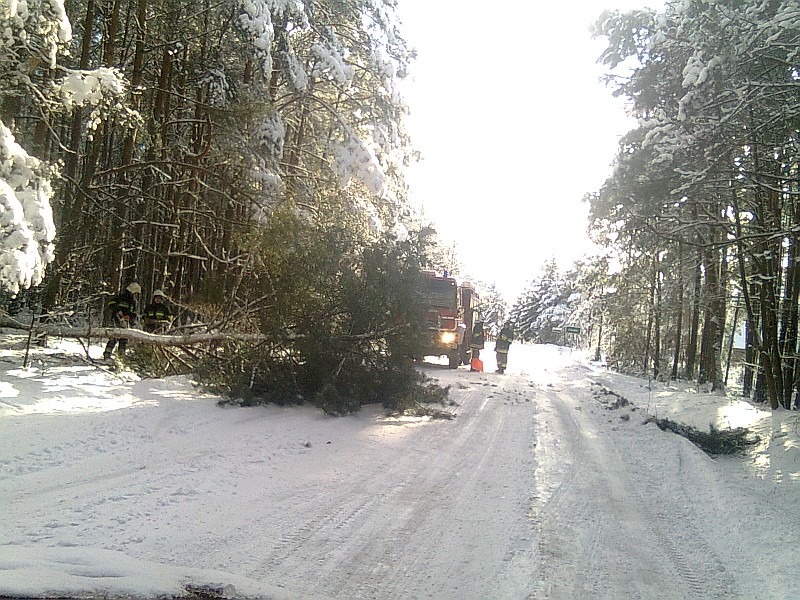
[[644, 416, 759, 455]]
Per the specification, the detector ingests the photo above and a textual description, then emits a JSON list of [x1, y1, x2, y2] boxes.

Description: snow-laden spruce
[[332, 134, 385, 196], [234, 0, 402, 203], [0, 122, 55, 295], [0, 0, 132, 295], [238, 0, 308, 79], [0, 0, 72, 75]]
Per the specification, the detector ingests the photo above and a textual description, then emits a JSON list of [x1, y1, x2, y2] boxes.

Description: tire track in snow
[[366, 378, 539, 599], [622, 440, 742, 599], [529, 387, 613, 599], [250, 375, 542, 599], [530, 374, 745, 600], [324, 383, 511, 597]]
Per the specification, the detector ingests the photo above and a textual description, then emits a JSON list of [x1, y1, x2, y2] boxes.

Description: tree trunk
[[644, 261, 655, 376], [743, 317, 756, 398], [685, 252, 702, 378], [653, 254, 661, 380], [780, 211, 800, 409], [110, 0, 150, 290], [672, 242, 684, 379], [698, 241, 724, 391], [595, 311, 603, 362]]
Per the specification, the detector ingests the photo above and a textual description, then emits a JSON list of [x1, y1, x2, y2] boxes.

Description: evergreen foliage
[[511, 259, 577, 344], [0, 0, 455, 412], [190, 209, 434, 413], [468, 282, 507, 336], [0, 0, 130, 295], [645, 416, 758, 456], [569, 1, 800, 407]]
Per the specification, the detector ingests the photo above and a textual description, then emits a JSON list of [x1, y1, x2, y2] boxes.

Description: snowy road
[[235, 344, 780, 599], [1, 340, 797, 599], [247, 365, 542, 599], [528, 371, 739, 599]]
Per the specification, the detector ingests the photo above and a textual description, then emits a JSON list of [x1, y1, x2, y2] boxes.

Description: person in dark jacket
[[495, 322, 514, 374], [469, 321, 485, 369], [142, 290, 172, 333], [103, 282, 140, 359]]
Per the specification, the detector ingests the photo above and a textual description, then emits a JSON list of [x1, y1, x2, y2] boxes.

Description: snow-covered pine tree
[[475, 283, 507, 337], [0, 0, 129, 296], [591, 1, 800, 406], [511, 259, 575, 345]]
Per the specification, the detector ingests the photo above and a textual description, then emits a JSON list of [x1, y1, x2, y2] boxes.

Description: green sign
[[565, 326, 581, 334]]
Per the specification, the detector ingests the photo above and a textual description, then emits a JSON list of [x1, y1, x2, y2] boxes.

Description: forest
[[511, 1, 800, 411], [0, 0, 448, 412], [2, 1, 800, 412]]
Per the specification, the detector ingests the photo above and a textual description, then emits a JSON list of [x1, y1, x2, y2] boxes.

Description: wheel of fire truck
[[448, 350, 460, 369]]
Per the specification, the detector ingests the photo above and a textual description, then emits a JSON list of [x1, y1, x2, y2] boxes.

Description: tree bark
[[653, 254, 662, 380], [685, 250, 702, 378], [671, 242, 684, 379]]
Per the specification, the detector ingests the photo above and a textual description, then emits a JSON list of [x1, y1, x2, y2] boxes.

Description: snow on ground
[[589, 360, 800, 485], [1, 330, 798, 598]]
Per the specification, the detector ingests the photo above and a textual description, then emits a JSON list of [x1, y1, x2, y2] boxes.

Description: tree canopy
[[0, 0, 456, 412], [509, 1, 800, 410]]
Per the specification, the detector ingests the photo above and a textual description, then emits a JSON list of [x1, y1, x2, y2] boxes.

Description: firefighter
[[103, 282, 140, 359], [469, 320, 485, 370], [142, 289, 173, 333], [495, 322, 515, 374]]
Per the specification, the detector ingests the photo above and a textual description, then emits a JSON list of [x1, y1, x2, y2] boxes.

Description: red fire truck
[[421, 271, 480, 368]]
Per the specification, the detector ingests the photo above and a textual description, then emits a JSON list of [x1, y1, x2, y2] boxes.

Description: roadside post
[[566, 326, 581, 352]]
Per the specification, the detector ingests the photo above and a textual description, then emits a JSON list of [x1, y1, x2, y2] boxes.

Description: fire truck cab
[[421, 271, 480, 369]]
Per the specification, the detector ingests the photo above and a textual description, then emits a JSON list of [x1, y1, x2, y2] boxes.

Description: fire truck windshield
[[424, 278, 457, 309]]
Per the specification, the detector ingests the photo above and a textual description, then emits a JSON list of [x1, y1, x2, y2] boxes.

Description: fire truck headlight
[[440, 331, 456, 344]]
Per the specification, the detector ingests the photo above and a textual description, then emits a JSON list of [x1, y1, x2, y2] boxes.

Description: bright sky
[[397, 1, 662, 302]]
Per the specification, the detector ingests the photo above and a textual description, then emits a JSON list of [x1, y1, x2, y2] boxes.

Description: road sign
[[565, 326, 581, 334]]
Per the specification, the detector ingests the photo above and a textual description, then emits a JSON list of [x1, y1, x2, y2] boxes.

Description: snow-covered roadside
[[513, 347, 799, 598], [585, 357, 800, 485], [0, 332, 331, 598], [424, 343, 800, 598], [1, 332, 798, 598]]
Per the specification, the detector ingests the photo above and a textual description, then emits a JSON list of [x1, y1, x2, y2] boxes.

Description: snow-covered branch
[[0, 316, 268, 346], [0, 121, 56, 295]]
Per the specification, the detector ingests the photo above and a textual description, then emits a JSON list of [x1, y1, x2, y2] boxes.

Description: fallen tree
[[1, 314, 267, 346], [1, 312, 409, 347]]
